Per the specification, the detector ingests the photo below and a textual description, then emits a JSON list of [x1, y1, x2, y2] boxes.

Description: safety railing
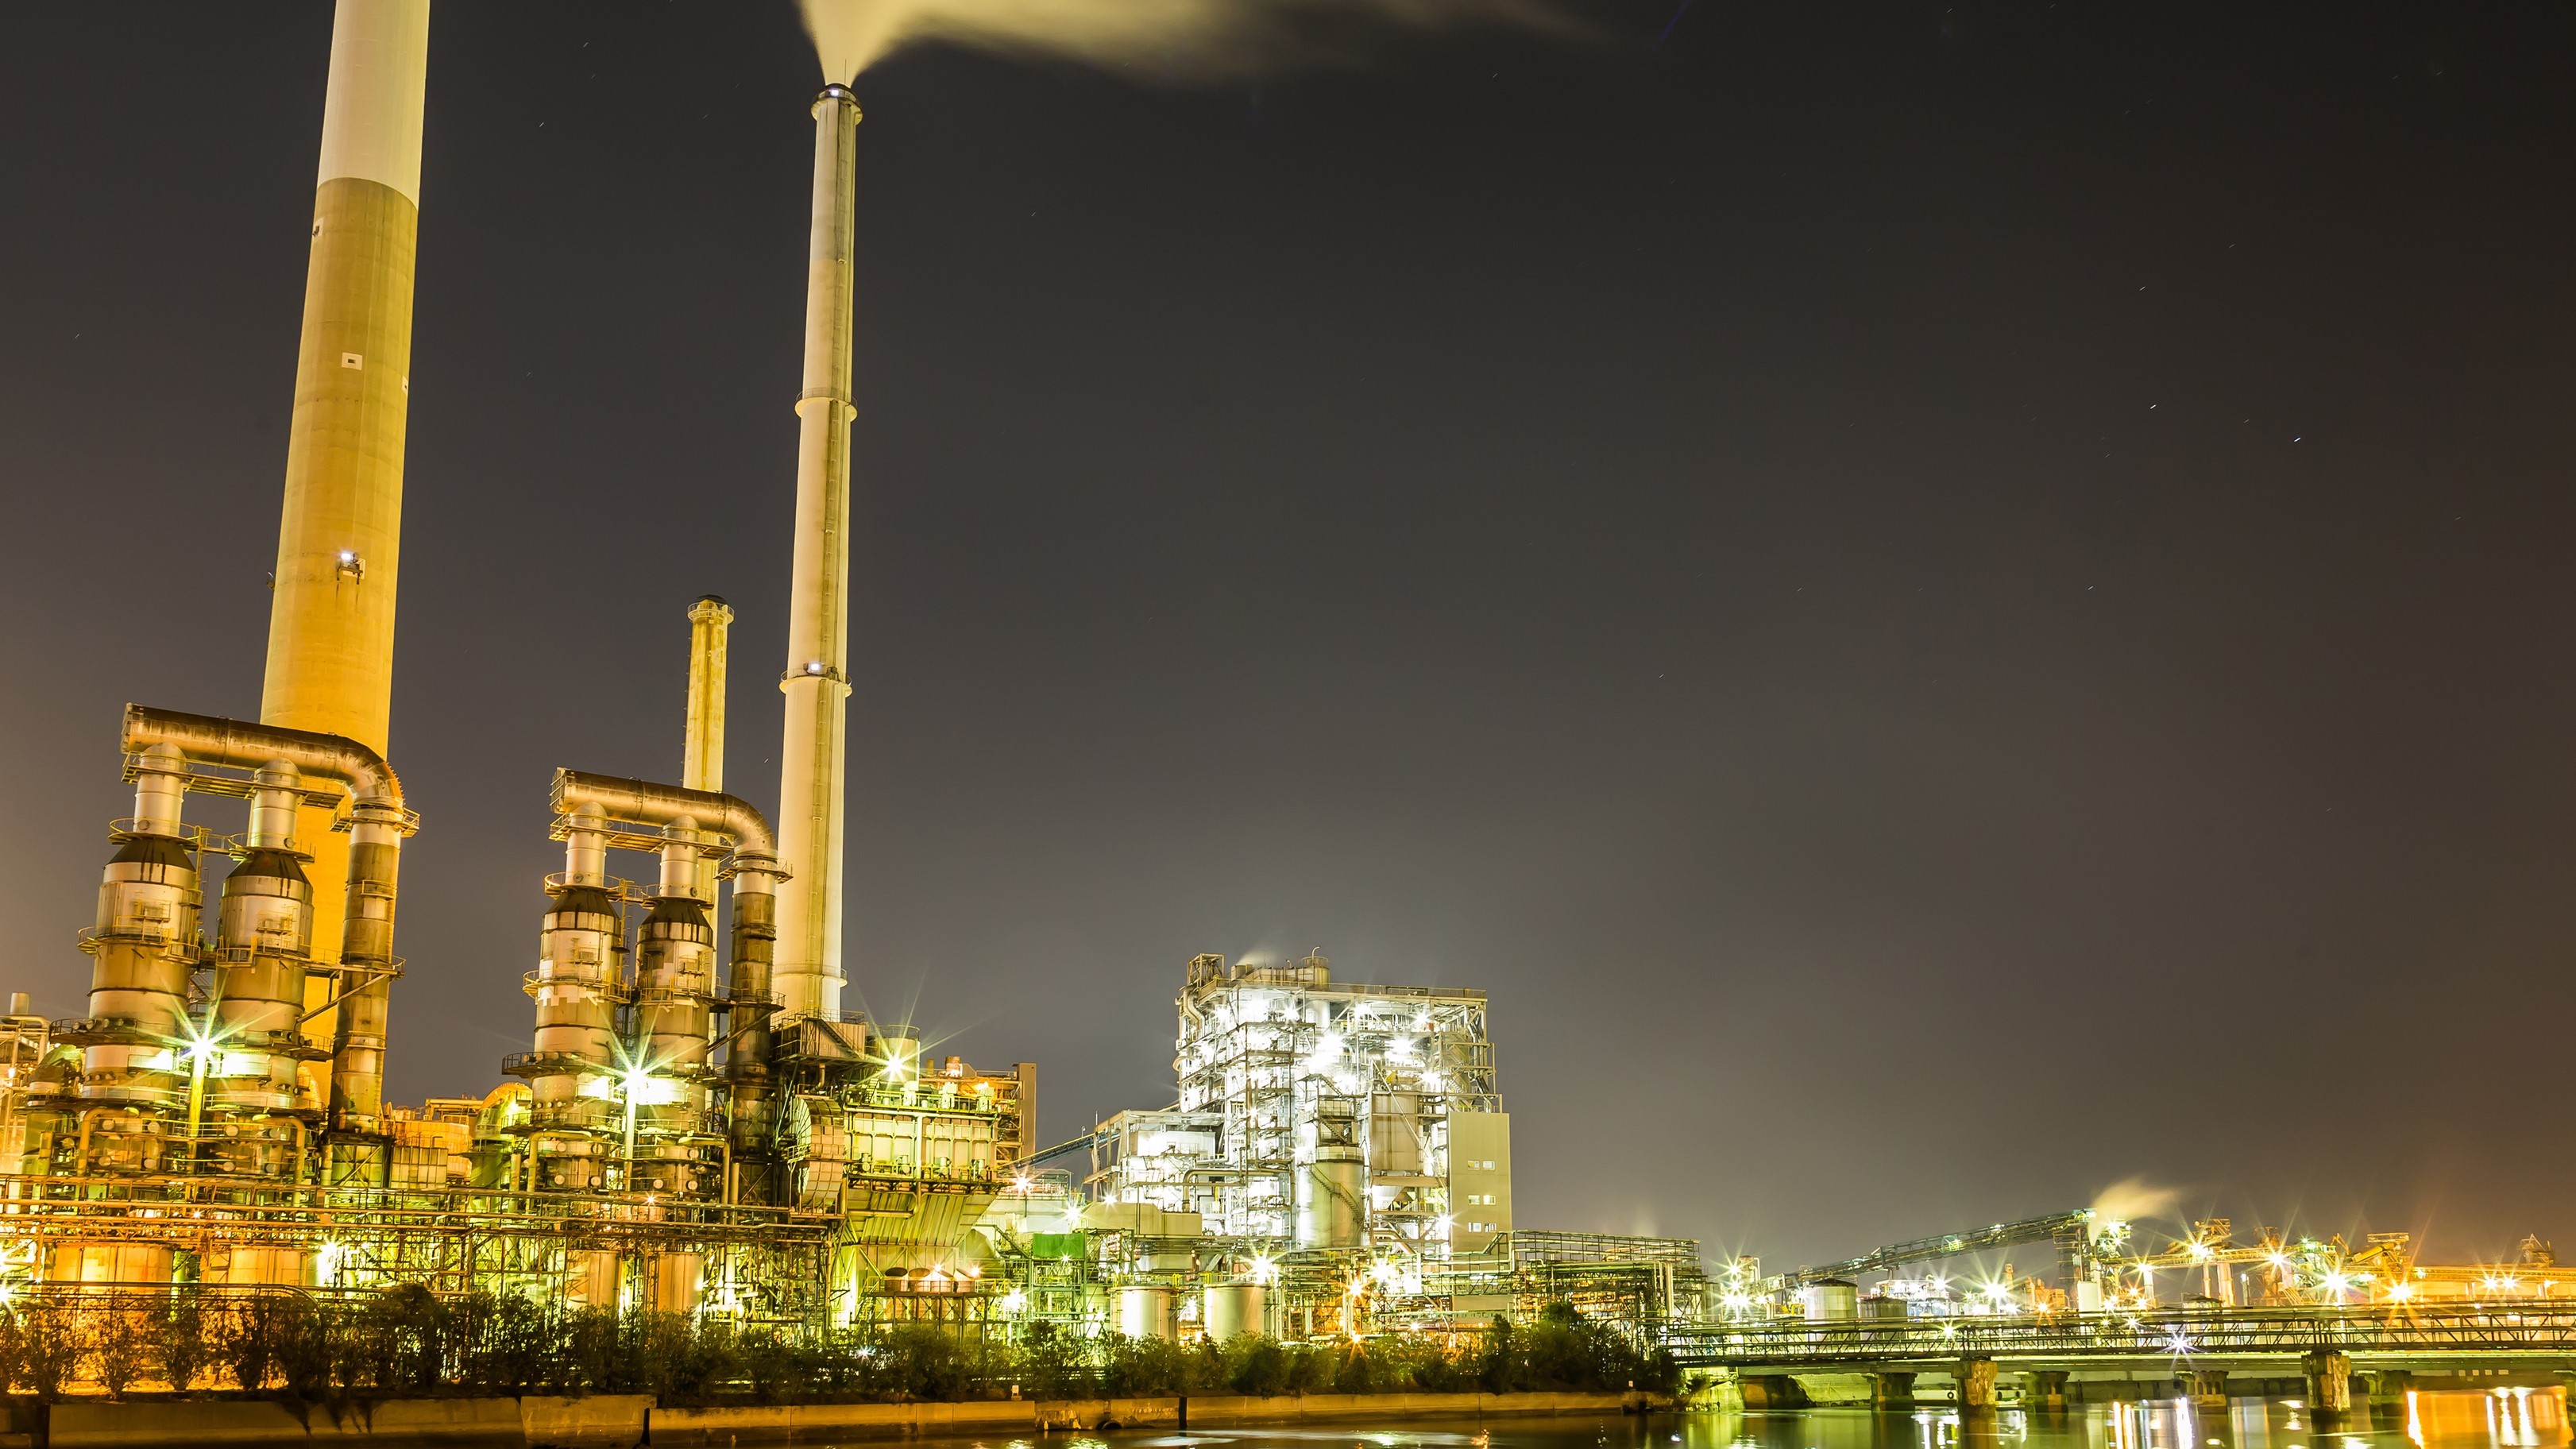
[[1662, 1304, 2576, 1366]]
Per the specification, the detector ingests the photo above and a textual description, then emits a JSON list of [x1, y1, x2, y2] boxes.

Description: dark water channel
[[877, 1395, 2568, 1449]]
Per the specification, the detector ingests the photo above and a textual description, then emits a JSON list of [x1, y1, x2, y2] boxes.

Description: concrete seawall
[[25, 1389, 1663, 1447]]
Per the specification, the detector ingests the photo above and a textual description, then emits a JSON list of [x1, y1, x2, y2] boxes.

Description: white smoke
[[2089, 1176, 2186, 1228], [799, 0, 1580, 83]]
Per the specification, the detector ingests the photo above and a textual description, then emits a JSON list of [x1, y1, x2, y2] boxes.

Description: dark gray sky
[[3, 2, 2570, 1275]]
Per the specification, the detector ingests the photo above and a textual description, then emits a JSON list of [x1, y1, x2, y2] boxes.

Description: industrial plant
[[9, 6, 2565, 1397], [0, 0, 1709, 1347]]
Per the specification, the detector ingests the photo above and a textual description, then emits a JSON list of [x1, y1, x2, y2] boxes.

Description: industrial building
[[1061, 951, 1707, 1340], [0, 0, 1716, 1347]]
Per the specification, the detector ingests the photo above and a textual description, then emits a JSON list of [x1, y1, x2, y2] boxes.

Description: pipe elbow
[[550, 768, 778, 872], [122, 703, 407, 817]]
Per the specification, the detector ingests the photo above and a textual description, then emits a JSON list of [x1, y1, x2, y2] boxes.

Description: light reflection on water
[[894, 1395, 2566, 1449]]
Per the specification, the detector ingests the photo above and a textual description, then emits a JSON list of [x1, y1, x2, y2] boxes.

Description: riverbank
[[14, 1388, 1668, 1447]]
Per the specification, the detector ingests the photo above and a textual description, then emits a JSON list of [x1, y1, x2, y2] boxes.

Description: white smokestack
[[772, 85, 861, 1022]]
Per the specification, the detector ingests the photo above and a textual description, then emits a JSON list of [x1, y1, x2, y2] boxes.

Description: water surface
[[886, 1395, 2570, 1449]]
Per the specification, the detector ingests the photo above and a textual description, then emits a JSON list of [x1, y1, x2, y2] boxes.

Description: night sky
[[3, 2, 2571, 1277]]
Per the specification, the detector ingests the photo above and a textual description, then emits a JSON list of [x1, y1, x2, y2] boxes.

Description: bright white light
[[1001, 1289, 1028, 1312]]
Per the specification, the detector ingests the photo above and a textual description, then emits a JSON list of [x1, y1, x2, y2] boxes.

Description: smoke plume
[[799, 0, 1578, 83], [2089, 1176, 2186, 1227]]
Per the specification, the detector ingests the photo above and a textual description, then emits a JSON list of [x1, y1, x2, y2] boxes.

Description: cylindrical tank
[[212, 847, 317, 1119], [724, 870, 780, 1192], [1115, 1285, 1176, 1340], [82, 775, 199, 1115], [631, 884, 716, 1154], [1295, 1150, 1367, 1250], [213, 1246, 310, 1288], [568, 1250, 621, 1309], [1203, 1281, 1270, 1341], [326, 801, 407, 1134], [1802, 1278, 1860, 1320], [528, 874, 624, 1132], [48, 1242, 174, 1286], [1368, 1092, 1421, 1174], [644, 1252, 703, 1314]]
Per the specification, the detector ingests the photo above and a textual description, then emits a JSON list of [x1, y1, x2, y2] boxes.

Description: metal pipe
[[550, 771, 786, 1201], [551, 771, 777, 867], [330, 798, 405, 1133], [122, 707, 405, 814], [246, 763, 303, 850], [772, 84, 862, 1022], [564, 802, 608, 887], [119, 705, 411, 1144], [658, 817, 701, 902], [724, 864, 778, 1197], [545, 773, 782, 1200], [130, 744, 187, 837], [260, 0, 432, 1072]]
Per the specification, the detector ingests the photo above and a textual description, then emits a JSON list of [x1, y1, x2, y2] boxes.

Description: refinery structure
[[12, 0, 2569, 1362], [0, 0, 1711, 1343]]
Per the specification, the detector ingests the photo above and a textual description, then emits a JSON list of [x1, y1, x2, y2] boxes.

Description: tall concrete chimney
[[258, 0, 431, 1097], [772, 86, 862, 1022]]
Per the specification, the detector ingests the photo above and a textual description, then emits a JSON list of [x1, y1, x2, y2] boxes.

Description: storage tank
[[569, 1250, 621, 1308], [1295, 1150, 1366, 1249], [645, 1251, 704, 1314], [213, 1246, 310, 1287], [1203, 1281, 1270, 1341], [1115, 1284, 1176, 1340], [48, 1242, 173, 1286], [1367, 1092, 1421, 1173], [1801, 1278, 1859, 1320]]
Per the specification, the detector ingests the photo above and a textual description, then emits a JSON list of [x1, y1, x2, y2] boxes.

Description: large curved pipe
[[122, 705, 411, 1139], [549, 770, 776, 867], [551, 770, 786, 1196], [122, 705, 404, 812]]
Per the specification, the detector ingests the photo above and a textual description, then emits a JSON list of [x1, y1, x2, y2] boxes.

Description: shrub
[[91, 1308, 152, 1398], [19, 1304, 86, 1401]]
